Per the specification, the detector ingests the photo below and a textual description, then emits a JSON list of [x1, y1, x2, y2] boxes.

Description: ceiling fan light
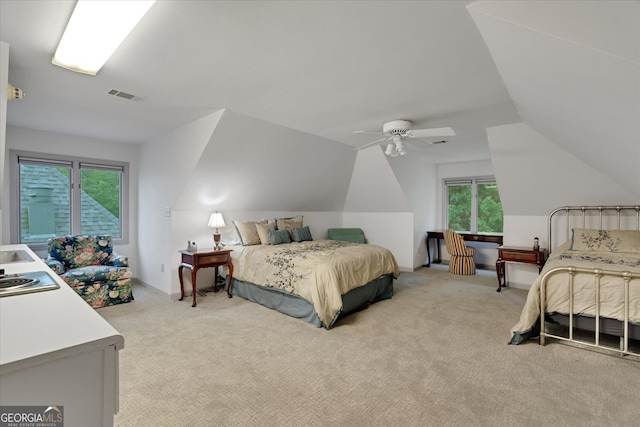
[[385, 143, 396, 156]]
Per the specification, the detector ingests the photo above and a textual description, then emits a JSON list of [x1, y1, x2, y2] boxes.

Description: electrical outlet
[[160, 263, 165, 273], [165, 206, 171, 217]]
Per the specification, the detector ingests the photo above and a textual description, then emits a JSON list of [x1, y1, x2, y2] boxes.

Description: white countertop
[[1, 244, 124, 375]]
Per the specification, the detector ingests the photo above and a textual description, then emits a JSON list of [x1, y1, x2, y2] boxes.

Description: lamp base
[[213, 233, 222, 250]]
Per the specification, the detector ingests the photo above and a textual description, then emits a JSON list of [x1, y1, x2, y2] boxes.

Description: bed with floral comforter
[[227, 239, 400, 329]]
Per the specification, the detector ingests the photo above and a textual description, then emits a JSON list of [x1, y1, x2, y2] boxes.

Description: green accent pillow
[[292, 226, 313, 242], [327, 228, 365, 244], [268, 229, 291, 245]]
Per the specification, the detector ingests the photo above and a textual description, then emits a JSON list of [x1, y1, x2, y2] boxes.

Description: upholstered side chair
[[443, 230, 476, 275], [45, 235, 133, 308]]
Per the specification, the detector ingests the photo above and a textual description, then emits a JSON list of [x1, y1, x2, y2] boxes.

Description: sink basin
[[0, 249, 35, 264]]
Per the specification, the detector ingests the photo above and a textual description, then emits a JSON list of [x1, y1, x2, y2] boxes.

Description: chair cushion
[[60, 265, 132, 284], [71, 280, 134, 309]]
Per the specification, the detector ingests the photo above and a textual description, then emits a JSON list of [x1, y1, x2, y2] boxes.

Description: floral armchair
[[45, 235, 133, 308]]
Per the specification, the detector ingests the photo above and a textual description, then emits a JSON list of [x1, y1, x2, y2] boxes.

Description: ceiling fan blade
[[354, 130, 383, 135], [406, 127, 455, 138], [409, 138, 448, 148], [412, 138, 435, 146], [354, 136, 390, 151]]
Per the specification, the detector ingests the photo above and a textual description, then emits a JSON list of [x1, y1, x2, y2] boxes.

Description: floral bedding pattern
[[263, 240, 357, 293], [45, 235, 133, 308], [557, 252, 640, 268], [573, 229, 622, 252], [228, 239, 400, 327]]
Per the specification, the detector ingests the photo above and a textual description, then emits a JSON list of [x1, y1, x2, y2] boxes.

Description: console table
[[425, 231, 503, 267], [495, 246, 547, 292], [178, 249, 233, 307]]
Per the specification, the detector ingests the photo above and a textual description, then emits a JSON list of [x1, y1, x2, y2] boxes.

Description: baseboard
[[131, 278, 173, 300]]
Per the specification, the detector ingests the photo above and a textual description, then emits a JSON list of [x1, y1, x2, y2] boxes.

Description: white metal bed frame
[[539, 205, 640, 358]]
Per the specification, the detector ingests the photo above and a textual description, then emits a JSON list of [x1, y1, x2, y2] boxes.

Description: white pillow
[[275, 215, 303, 239], [256, 222, 276, 245], [233, 219, 268, 246]]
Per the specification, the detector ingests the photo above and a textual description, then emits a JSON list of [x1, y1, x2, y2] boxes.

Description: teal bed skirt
[[230, 273, 394, 329]]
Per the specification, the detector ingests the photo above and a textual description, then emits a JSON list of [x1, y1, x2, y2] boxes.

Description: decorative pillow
[[275, 215, 303, 238], [292, 226, 313, 242], [234, 220, 268, 246], [256, 222, 276, 245], [268, 229, 291, 245], [221, 226, 242, 246], [570, 228, 640, 254]]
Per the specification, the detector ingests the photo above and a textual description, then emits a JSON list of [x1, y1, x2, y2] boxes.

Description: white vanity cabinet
[[1, 245, 124, 427]]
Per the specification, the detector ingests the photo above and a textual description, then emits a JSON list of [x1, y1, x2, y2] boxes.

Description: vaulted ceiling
[[1, 0, 518, 164], [1, 0, 638, 186]]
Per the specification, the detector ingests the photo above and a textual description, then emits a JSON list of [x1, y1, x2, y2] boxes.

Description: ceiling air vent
[[107, 89, 146, 102]]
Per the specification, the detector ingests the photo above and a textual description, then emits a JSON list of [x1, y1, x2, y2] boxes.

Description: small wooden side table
[[178, 249, 233, 307], [495, 246, 547, 292]]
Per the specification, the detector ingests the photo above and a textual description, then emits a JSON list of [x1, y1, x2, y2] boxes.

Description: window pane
[[447, 184, 471, 232], [19, 164, 70, 242], [80, 168, 122, 237], [477, 183, 503, 234]]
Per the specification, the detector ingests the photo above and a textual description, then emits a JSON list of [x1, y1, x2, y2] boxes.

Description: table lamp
[[208, 212, 226, 250]]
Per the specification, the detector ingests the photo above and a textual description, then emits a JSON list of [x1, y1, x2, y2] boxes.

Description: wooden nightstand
[[495, 246, 547, 292], [178, 249, 233, 307]]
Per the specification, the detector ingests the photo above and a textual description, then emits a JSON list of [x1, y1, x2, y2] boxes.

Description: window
[[445, 177, 503, 235], [11, 151, 129, 248]]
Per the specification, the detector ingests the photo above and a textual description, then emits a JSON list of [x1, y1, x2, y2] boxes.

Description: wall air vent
[[107, 89, 147, 101]]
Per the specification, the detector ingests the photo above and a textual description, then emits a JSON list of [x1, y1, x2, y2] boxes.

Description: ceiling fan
[[354, 120, 455, 157]]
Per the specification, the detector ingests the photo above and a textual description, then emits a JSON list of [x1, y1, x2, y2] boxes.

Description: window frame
[[444, 175, 503, 235], [10, 150, 129, 250]]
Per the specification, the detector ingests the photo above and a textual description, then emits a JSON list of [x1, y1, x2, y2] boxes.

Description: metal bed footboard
[[540, 266, 640, 358]]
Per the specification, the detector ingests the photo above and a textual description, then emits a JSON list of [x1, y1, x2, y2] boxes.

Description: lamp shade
[[208, 212, 226, 229]]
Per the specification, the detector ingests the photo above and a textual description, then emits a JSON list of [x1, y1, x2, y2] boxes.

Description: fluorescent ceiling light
[[52, 0, 155, 75]]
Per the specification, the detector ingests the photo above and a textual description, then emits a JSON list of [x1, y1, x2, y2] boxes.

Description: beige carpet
[[99, 267, 640, 427]]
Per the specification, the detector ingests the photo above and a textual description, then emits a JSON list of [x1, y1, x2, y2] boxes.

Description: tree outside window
[[14, 152, 128, 247], [446, 177, 503, 235]]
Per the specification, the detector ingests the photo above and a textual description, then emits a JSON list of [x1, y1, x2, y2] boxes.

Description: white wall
[[342, 146, 416, 269], [488, 122, 639, 289], [343, 212, 414, 271], [468, 0, 640, 197], [137, 110, 224, 294], [138, 109, 359, 296], [389, 152, 438, 269], [2, 126, 139, 269]]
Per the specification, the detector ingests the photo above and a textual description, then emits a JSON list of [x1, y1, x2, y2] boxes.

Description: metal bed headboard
[[547, 205, 640, 254]]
